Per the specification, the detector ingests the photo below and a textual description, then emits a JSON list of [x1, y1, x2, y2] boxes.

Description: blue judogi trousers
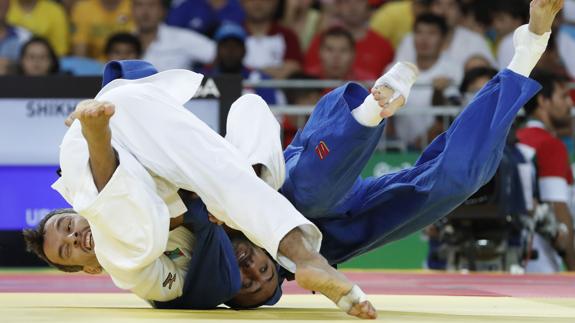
[[281, 69, 541, 265]]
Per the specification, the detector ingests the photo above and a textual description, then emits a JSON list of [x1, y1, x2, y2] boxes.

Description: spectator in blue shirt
[[0, 0, 28, 74], [167, 0, 245, 36], [202, 23, 283, 104]]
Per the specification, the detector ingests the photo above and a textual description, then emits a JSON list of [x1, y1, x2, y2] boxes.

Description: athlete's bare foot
[[76, 100, 115, 147], [279, 229, 377, 319], [72, 100, 117, 191], [67, 99, 115, 132], [372, 62, 418, 119], [528, 0, 564, 35], [372, 86, 405, 119], [295, 261, 377, 319]]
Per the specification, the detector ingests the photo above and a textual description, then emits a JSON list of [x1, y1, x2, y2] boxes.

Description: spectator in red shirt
[[517, 71, 575, 273], [305, 0, 394, 80], [241, 0, 303, 79], [310, 26, 372, 81]]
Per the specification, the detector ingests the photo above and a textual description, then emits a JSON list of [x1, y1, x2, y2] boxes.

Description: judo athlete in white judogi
[[33, 60, 378, 318]]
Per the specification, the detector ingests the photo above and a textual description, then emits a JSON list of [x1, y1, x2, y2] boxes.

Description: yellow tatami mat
[[1, 293, 574, 323]]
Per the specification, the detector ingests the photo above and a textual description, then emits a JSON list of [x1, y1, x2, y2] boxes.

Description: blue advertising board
[[0, 166, 70, 230]]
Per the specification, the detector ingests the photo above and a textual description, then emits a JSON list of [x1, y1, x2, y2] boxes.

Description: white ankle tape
[[374, 62, 418, 102], [336, 285, 368, 312], [508, 24, 551, 77], [352, 95, 383, 127]]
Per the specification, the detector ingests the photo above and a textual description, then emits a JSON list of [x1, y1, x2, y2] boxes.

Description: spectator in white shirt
[[396, 0, 495, 70], [393, 14, 462, 148], [240, 0, 304, 79], [133, 0, 216, 71]]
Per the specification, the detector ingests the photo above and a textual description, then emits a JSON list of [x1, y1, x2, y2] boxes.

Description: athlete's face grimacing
[[43, 212, 101, 273], [228, 232, 278, 307]]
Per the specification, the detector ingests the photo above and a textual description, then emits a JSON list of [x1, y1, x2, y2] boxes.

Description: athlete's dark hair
[[22, 208, 83, 273]]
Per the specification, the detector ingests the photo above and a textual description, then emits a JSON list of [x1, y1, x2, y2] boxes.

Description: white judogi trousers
[[53, 70, 321, 300]]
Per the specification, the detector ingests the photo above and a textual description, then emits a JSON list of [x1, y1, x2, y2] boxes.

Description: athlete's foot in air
[[294, 259, 377, 319], [67, 100, 118, 191], [507, 0, 562, 77], [528, 0, 564, 35], [372, 86, 405, 119], [72, 100, 116, 143], [372, 62, 419, 119], [351, 62, 418, 126]]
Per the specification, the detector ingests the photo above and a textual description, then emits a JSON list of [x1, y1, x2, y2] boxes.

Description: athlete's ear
[[83, 265, 103, 275]]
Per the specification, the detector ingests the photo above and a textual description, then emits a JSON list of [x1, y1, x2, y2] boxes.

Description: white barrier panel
[[0, 98, 220, 165], [0, 98, 81, 165]]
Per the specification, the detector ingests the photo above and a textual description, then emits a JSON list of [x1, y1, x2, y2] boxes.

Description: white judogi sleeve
[[53, 123, 185, 301], [128, 227, 195, 301], [94, 70, 321, 272]]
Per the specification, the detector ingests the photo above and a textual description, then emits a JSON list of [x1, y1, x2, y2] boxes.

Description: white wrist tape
[[336, 285, 368, 312], [374, 62, 419, 103]]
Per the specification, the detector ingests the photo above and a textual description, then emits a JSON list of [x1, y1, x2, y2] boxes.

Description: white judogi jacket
[[52, 70, 322, 301]]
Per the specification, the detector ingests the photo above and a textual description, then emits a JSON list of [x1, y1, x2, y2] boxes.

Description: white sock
[[351, 62, 418, 127], [507, 24, 551, 77]]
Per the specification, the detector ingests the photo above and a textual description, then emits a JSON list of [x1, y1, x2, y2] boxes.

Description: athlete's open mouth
[[81, 229, 93, 252], [235, 244, 253, 267]]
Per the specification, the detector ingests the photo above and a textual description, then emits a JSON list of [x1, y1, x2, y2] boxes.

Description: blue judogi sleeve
[[153, 195, 241, 309], [308, 69, 542, 264]]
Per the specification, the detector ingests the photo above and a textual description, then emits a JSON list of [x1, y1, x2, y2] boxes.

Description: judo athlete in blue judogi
[[279, 71, 540, 265], [154, 14, 556, 309], [155, 65, 540, 310]]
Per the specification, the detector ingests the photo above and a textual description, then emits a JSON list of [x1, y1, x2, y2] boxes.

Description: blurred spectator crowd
[[1, 0, 575, 143], [2, 0, 575, 274]]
